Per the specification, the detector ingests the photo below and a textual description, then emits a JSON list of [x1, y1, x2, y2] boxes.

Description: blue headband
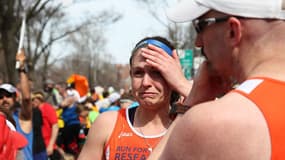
[[136, 39, 173, 56]]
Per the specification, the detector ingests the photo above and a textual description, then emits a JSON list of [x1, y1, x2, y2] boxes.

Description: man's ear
[[227, 17, 242, 46]]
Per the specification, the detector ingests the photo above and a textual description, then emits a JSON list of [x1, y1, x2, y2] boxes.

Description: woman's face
[[130, 49, 171, 108], [32, 98, 41, 108]]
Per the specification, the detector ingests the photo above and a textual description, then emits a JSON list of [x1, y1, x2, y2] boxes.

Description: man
[[144, 0, 285, 159], [0, 84, 19, 113], [2, 49, 47, 160], [44, 80, 62, 109]]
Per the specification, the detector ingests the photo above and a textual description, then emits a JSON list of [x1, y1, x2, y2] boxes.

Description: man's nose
[[195, 34, 203, 48]]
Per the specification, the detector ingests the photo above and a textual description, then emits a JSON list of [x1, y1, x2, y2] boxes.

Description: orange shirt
[[104, 108, 165, 160], [233, 77, 285, 159]]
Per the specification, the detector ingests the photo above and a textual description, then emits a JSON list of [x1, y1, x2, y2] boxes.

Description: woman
[[78, 36, 180, 159], [31, 92, 60, 160]]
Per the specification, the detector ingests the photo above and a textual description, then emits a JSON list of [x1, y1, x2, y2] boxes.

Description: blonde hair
[[31, 91, 45, 102]]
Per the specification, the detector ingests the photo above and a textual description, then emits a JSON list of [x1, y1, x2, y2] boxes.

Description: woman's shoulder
[[93, 110, 121, 129]]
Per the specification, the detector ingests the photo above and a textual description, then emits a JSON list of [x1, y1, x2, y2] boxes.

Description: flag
[[67, 74, 89, 97]]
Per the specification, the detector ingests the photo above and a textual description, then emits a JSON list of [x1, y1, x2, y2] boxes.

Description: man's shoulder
[[183, 92, 262, 128], [182, 93, 263, 129], [169, 93, 270, 159]]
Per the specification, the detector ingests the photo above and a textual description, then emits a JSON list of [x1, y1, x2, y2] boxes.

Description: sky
[[58, 0, 174, 64]]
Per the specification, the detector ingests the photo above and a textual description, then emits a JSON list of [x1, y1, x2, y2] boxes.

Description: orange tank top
[[104, 107, 166, 160], [232, 77, 285, 159]]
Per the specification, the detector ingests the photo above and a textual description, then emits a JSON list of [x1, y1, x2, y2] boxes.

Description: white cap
[[167, 0, 285, 22], [0, 84, 17, 94]]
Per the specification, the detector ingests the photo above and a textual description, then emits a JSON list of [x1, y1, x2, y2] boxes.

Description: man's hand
[[187, 60, 233, 106], [16, 49, 26, 69]]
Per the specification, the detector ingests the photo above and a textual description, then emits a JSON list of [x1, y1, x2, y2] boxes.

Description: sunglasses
[[192, 16, 231, 33], [193, 16, 246, 33], [0, 92, 13, 99]]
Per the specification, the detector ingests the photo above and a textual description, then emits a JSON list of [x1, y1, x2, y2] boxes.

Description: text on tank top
[[104, 107, 166, 160]]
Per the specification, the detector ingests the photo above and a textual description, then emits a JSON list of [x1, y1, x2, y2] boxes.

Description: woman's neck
[[133, 105, 172, 135]]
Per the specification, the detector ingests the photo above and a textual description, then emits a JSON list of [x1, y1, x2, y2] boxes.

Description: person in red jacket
[[0, 106, 27, 160]]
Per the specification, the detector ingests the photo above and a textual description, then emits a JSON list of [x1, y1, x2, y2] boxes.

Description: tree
[[0, 0, 50, 83], [46, 9, 122, 90], [135, 0, 196, 49], [0, 0, 121, 87], [29, 8, 121, 88]]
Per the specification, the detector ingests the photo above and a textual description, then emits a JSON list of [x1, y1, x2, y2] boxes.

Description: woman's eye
[[133, 70, 144, 77], [151, 70, 161, 77]]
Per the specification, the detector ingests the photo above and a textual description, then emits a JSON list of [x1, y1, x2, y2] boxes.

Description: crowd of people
[[1, 0, 285, 159], [0, 49, 138, 160]]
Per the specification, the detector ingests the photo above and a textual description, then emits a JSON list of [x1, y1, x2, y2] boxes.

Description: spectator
[[120, 90, 136, 109], [90, 87, 99, 102], [31, 91, 60, 160], [43, 80, 62, 108], [0, 106, 28, 160], [66, 83, 80, 102], [58, 96, 81, 158], [0, 49, 48, 160], [99, 92, 121, 113], [94, 86, 104, 100], [95, 97, 110, 112], [80, 96, 99, 125]]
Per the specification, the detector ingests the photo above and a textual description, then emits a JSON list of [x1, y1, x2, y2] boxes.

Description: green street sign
[[179, 49, 193, 79]]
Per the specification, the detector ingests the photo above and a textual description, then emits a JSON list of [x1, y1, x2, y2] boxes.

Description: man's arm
[[16, 49, 32, 120]]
